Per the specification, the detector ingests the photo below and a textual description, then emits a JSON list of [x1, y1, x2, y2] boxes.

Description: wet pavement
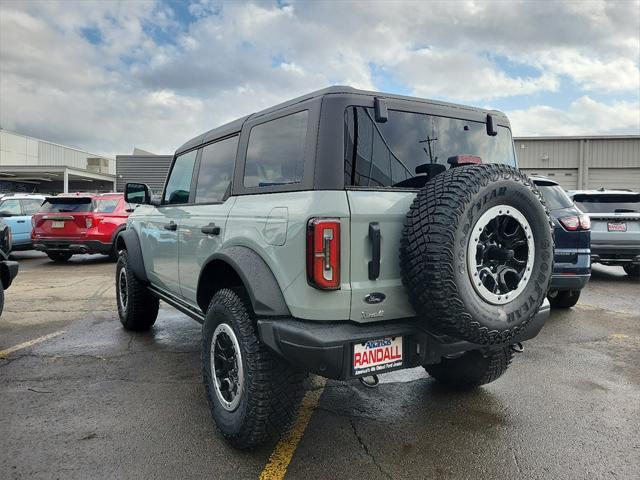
[[1, 251, 639, 479]]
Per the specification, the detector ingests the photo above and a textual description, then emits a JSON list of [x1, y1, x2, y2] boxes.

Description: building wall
[[115, 155, 173, 194], [0, 129, 115, 174], [516, 136, 640, 191]]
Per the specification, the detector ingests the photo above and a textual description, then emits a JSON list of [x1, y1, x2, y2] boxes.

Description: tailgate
[[347, 190, 416, 322], [588, 213, 640, 246], [33, 197, 93, 238]]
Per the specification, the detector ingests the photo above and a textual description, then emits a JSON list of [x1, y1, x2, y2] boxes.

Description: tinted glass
[[573, 193, 640, 213], [536, 185, 574, 210], [344, 107, 516, 187], [244, 110, 308, 188], [40, 198, 93, 213], [21, 199, 43, 215], [94, 199, 119, 213], [0, 199, 22, 215], [195, 136, 238, 203], [164, 150, 197, 204]]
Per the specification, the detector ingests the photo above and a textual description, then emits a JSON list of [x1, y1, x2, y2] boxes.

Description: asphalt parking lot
[[1, 252, 639, 479]]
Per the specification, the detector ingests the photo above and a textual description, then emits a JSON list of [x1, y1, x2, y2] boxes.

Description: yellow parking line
[[0, 331, 65, 359], [259, 377, 327, 480]]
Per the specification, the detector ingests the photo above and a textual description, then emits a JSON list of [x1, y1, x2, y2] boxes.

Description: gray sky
[[1, 0, 639, 157]]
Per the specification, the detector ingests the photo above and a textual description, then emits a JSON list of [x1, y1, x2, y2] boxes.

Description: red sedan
[[31, 193, 133, 262]]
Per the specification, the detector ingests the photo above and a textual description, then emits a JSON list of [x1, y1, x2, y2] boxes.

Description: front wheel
[[424, 348, 514, 389], [202, 288, 306, 449], [47, 252, 72, 262], [116, 250, 158, 330], [623, 264, 640, 278], [547, 289, 581, 308]]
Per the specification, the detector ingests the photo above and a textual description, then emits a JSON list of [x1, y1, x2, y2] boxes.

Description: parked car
[[568, 189, 640, 277], [114, 86, 553, 449], [31, 193, 132, 262], [530, 177, 591, 308], [0, 194, 46, 251], [0, 217, 19, 317]]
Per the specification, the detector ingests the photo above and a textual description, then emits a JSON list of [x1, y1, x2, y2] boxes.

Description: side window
[[0, 199, 22, 215], [244, 110, 308, 188], [94, 199, 119, 213], [21, 199, 43, 215], [195, 136, 239, 203], [164, 150, 197, 204]]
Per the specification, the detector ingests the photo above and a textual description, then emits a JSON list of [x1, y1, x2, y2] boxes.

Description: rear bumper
[[590, 244, 640, 265], [33, 240, 112, 255], [550, 273, 590, 291], [0, 260, 19, 289], [258, 300, 550, 380]]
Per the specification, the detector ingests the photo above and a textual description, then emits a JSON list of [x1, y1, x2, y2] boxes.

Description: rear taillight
[[559, 215, 590, 231], [579, 214, 591, 230], [307, 218, 340, 290]]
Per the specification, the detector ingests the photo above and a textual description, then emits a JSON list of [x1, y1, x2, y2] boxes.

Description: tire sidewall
[[202, 299, 250, 436], [116, 253, 131, 324], [452, 173, 553, 333]]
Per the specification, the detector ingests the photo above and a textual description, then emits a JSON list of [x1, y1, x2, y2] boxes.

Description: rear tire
[[547, 289, 581, 308], [202, 288, 306, 449], [623, 264, 640, 278], [47, 252, 73, 262], [116, 250, 158, 330], [425, 348, 514, 389], [0, 283, 4, 317]]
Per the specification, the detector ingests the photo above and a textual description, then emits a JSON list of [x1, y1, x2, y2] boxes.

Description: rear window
[[40, 198, 93, 213], [573, 193, 640, 214], [344, 107, 516, 187], [535, 185, 574, 210], [244, 110, 308, 188]]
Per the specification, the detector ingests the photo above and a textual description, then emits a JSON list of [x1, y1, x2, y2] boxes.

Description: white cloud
[[0, 0, 638, 156], [508, 96, 640, 137]]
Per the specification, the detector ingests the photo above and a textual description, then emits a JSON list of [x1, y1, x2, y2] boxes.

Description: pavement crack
[[349, 417, 391, 479], [27, 387, 53, 393], [511, 448, 523, 476]]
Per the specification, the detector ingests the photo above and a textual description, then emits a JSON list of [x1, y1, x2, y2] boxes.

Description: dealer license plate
[[353, 336, 402, 376], [608, 222, 627, 232], [51, 220, 65, 228]]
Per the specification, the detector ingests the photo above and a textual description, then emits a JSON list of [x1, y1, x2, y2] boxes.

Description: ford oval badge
[[364, 292, 386, 304]]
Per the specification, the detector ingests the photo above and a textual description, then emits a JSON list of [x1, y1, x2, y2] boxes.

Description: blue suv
[[532, 177, 591, 308], [0, 194, 45, 251]]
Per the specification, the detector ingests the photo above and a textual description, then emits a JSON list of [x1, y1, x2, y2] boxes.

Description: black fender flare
[[110, 224, 127, 246], [117, 229, 149, 283], [197, 246, 290, 317]]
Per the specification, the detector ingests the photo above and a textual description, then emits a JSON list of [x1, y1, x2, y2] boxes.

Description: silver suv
[[116, 87, 553, 448]]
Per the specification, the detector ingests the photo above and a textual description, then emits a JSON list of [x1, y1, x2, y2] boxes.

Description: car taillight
[[579, 214, 591, 230], [307, 218, 340, 290], [559, 215, 590, 231]]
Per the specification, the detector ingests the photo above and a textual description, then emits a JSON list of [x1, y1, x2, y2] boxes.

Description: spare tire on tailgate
[[400, 164, 553, 345]]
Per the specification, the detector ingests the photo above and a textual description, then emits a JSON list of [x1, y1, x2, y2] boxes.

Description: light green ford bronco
[[116, 87, 553, 449]]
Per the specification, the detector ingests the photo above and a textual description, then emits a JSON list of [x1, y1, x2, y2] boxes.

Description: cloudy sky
[[1, 0, 639, 157]]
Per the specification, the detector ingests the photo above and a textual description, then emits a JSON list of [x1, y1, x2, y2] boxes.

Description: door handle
[[163, 221, 177, 231], [17, 220, 26, 223], [201, 223, 221, 235], [368, 222, 381, 280]]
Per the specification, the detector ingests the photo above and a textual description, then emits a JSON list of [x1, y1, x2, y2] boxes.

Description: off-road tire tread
[[202, 288, 306, 449], [116, 250, 158, 330], [424, 347, 515, 388], [400, 163, 553, 345]]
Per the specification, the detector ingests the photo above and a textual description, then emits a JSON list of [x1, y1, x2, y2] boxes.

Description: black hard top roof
[[175, 85, 509, 155]]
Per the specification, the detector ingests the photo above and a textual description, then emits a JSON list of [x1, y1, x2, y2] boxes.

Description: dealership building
[[0, 129, 116, 194], [515, 135, 640, 191]]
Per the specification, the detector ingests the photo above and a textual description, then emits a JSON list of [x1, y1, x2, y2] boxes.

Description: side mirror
[[125, 183, 151, 205]]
